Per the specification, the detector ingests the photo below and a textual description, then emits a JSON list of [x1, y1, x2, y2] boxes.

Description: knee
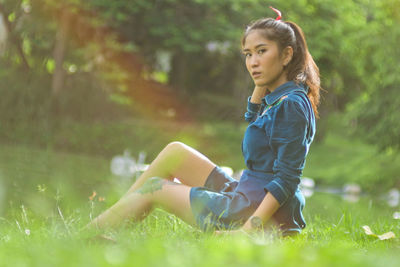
[[164, 141, 188, 154]]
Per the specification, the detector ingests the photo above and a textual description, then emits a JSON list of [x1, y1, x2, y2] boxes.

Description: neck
[[267, 72, 288, 92]]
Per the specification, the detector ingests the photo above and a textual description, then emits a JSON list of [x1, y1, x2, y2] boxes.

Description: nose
[[249, 54, 259, 68]]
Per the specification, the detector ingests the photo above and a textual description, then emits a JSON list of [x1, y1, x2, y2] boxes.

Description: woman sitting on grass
[[88, 7, 320, 236]]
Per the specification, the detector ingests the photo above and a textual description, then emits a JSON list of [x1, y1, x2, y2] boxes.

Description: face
[[242, 30, 291, 91]]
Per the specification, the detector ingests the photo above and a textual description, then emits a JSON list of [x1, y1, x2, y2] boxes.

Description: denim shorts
[[190, 166, 306, 236]]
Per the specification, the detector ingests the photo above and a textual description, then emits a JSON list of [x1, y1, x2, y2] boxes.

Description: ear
[[282, 46, 293, 66]]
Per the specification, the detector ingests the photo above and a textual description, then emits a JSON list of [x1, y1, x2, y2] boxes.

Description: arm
[[215, 193, 279, 234], [241, 192, 280, 231], [263, 98, 309, 206], [250, 85, 268, 104], [244, 86, 268, 123]]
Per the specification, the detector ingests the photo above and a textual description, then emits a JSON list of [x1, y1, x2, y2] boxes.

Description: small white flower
[[301, 187, 314, 198], [25, 229, 30, 236], [387, 189, 400, 207], [343, 183, 361, 195], [393, 211, 400, 220], [301, 177, 315, 188]]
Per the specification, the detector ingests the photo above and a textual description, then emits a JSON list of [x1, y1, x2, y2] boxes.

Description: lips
[[252, 71, 261, 78]]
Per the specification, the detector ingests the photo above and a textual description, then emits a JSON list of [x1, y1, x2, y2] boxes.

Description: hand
[[250, 85, 269, 104]]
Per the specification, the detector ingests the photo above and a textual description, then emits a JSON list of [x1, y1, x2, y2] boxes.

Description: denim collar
[[263, 81, 308, 106]]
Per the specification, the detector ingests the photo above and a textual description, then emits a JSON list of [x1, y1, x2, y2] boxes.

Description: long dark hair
[[242, 18, 321, 117]]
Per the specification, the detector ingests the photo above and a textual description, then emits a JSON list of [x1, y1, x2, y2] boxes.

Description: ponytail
[[285, 21, 321, 118]]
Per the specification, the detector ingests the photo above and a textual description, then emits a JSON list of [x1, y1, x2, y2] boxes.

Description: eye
[[257, 49, 267, 54], [243, 52, 251, 58]]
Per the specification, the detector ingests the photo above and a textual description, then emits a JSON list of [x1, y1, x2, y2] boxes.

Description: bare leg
[[125, 142, 216, 195], [87, 142, 215, 230], [88, 178, 195, 230]]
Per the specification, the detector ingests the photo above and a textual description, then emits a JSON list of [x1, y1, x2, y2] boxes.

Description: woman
[[88, 8, 320, 236]]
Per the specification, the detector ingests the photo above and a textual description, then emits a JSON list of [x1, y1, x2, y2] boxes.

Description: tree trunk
[[0, 4, 29, 69], [51, 10, 70, 97], [169, 50, 188, 95], [0, 13, 7, 54]]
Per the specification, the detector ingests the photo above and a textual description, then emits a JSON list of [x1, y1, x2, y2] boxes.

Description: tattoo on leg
[[136, 177, 179, 195]]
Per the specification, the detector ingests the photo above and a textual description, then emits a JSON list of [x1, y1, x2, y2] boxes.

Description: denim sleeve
[[244, 96, 261, 123], [264, 98, 309, 206]]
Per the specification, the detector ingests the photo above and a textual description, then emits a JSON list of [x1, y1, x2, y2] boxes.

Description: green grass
[[1, 117, 400, 266], [0, 199, 399, 267]]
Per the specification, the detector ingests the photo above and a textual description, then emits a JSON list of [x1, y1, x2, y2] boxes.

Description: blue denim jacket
[[242, 81, 315, 206]]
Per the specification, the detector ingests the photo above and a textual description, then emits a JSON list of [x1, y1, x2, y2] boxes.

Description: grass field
[[0, 119, 399, 266], [0, 194, 399, 266]]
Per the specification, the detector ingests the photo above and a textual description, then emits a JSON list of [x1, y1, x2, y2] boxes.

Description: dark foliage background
[[0, 0, 399, 156]]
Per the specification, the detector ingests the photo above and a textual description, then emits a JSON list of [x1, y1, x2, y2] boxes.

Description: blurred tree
[[347, 0, 400, 151], [0, 0, 30, 69], [0, 0, 399, 150], [51, 7, 70, 97]]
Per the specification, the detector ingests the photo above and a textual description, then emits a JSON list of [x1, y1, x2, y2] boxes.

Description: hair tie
[[269, 6, 282, 21]]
